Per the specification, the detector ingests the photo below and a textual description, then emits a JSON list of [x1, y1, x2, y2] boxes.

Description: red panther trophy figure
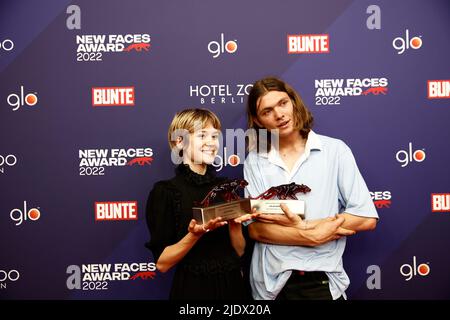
[[192, 179, 251, 224], [250, 182, 311, 218]]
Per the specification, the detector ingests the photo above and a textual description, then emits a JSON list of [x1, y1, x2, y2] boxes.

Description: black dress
[[145, 164, 250, 300]]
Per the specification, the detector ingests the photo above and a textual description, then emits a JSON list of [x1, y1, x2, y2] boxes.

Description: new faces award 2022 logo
[[370, 191, 392, 209], [314, 77, 388, 106], [78, 147, 153, 176], [66, 262, 156, 291], [75, 33, 150, 62]]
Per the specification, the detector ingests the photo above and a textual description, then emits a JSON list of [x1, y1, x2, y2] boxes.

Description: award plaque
[[251, 182, 311, 218], [250, 199, 305, 218], [192, 179, 250, 224]]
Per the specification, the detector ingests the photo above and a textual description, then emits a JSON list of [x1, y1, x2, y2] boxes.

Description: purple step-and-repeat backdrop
[[1, 0, 449, 300]]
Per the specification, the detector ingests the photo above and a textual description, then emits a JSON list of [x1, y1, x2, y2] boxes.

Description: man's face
[[255, 90, 296, 137]]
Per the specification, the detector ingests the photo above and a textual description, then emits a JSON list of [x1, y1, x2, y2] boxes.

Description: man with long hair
[[244, 77, 378, 300]]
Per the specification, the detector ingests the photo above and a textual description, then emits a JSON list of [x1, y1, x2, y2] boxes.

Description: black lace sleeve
[[145, 181, 177, 261]]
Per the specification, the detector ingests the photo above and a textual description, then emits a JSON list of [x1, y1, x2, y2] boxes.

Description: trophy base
[[250, 199, 305, 218], [192, 199, 251, 224]]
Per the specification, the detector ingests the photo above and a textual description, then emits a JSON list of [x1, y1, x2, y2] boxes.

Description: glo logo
[[208, 33, 237, 58], [395, 142, 425, 167], [392, 29, 422, 55], [7, 86, 38, 111], [400, 256, 430, 281], [10, 201, 41, 226], [0, 39, 14, 51], [213, 147, 241, 172]]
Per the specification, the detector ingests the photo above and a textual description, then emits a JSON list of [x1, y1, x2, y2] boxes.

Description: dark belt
[[291, 270, 329, 283], [276, 270, 332, 300]]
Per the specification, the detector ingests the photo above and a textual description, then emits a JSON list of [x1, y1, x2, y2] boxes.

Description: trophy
[[192, 179, 251, 224], [250, 182, 311, 218]]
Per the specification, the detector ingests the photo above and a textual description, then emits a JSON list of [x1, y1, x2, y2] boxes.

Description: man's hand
[[254, 203, 307, 229], [252, 204, 356, 246], [308, 216, 356, 245]]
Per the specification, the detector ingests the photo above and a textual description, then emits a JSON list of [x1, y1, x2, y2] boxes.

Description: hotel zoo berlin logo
[[78, 147, 153, 176], [66, 262, 156, 291], [189, 83, 253, 105], [0, 154, 17, 174], [0, 269, 20, 290]]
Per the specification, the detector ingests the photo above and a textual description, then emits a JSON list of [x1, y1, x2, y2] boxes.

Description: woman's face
[[181, 123, 220, 171]]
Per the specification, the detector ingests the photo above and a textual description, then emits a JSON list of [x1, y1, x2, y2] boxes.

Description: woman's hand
[[227, 212, 259, 257], [231, 211, 260, 224], [188, 216, 228, 236]]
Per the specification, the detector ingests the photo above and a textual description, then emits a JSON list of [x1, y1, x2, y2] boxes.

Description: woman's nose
[[204, 137, 216, 146]]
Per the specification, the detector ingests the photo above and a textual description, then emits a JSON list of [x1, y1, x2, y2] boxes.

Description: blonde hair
[[167, 108, 221, 149]]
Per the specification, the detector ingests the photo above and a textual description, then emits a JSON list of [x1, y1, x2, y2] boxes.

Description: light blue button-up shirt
[[244, 130, 378, 300]]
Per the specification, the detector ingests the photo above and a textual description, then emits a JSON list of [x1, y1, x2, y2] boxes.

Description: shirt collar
[[259, 130, 322, 160], [305, 130, 322, 151]]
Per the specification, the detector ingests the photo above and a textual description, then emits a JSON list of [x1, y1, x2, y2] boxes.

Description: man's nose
[[273, 106, 284, 119]]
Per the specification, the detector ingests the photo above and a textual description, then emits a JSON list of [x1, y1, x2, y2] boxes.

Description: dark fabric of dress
[[145, 164, 251, 300]]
